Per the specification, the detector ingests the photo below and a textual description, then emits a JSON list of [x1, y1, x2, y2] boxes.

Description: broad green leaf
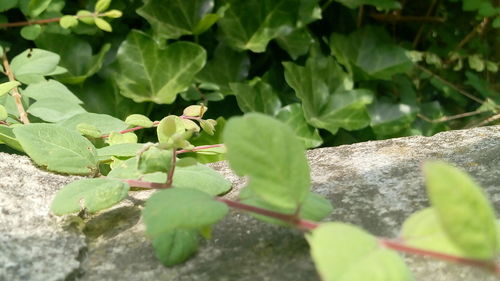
[[369, 101, 416, 138], [217, 0, 301, 52], [0, 0, 18, 12], [307, 223, 414, 281], [23, 80, 83, 104], [51, 178, 130, 215], [13, 123, 98, 175], [36, 33, 111, 84], [276, 28, 314, 60], [424, 161, 498, 259], [0, 105, 7, 120], [196, 44, 250, 96], [137, 0, 214, 39], [330, 26, 413, 80], [231, 78, 281, 115], [96, 143, 144, 161], [276, 103, 322, 148], [138, 147, 172, 174], [111, 30, 206, 104], [0, 81, 20, 97], [284, 57, 374, 134], [20, 24, 42, 40], [401, 208, 468, 257], [58, 112, 128, 134], [143, 188, 228, 237], [173, 163, 232, 196], [28, 0, 52, 17], [240, 188, 333, 226], [125, 114, 154, 128], [152, 229, 199, 266], [27, 98, 86, 122], [334, 0, 401, 9], [223, 113, 310, 210], [105, 131, 137, 145], [10, 48, 60, 84], [76, 123, 102, 138], [0, 125, 24, 152]]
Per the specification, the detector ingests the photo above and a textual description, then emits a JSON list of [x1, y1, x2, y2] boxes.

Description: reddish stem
[[165, 149, 177, 187]]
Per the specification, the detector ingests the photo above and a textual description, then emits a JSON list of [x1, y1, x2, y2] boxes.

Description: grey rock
[[1, 125, 499, 281]]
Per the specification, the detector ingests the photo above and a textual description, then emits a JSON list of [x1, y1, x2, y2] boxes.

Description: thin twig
[[1, 53, 29, 124], [370, 13, 445, 23], [356, 5, 364, 28], [450, 17, 490, 57], [467, 113, 500, 128], [0, 13, 106, 28], [412, 0, 438, 49], [417, 65, 485, 104], [417, 109, 487, 123]]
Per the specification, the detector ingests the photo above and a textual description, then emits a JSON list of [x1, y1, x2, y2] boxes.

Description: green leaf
[[276, 28, 314, 60], [369, 101, 416, 138], [462, 0, 488, 11], [223, 113, 310, 210], [231, 78, 282, 115], [423, 161, 498, 259], [28, 0, 52, 17], [157, 115, 186, 144], [59, 15, 78, 29], [183, 105, 207, 117], [96, 143, 144, 161], [36, 33, 110, 84], [0, 81, 20, 97], [307, 223, 414, 281], [20, 24, 42, 40], [192, 13, 219, 35], [76, 123, 102, 138], [276, 103, 322, 148], [111, 30, 206, 104], [58, 112, 127, 134], [138, 147, 172, 174], [94, 0, 111, 12], [106, 131, 137, 145], [0, 105, 7, 121], [173, 163, 232, 196], [196, 44, 249, 96], [401, 208, 468, 257], [94, 17, 112, 32], [329, 26, 413, 80], [152, 229, 199, 266], [0, 0, 18, 12], [10, 48, 60, 84], [143, 188, 228, 237], [124, 114, 154, 128], [240, 188, 332, 226], [77, 10, 95, 24], [217, 0, 301, 52], [13, 123, 98, 175], [0, 125, 24, 152], [284, 57, 374, 134], [190, 117, 226, 163], [137, 0, 214, 39], [27, 98, 86, 122], [334, 0, 401, 9], [23, 80, 82, 103], [51, 178, 130, 215]]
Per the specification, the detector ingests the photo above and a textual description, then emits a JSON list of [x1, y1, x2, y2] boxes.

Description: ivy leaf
[[27, 98, 86, 122], [36, 33, 111, 84], [151, 229, 199, 266], [334, 0, 401, 9], [276, 103, 322, 148], [217, 0, 300, 52], [307, 223, 414, 281], [369, 100, 416, 138], [137, 0, 214, 39], [173, 163, 232, 196], [13, 123, 98, 175], [276, 28, 314, 59], [196, 44, 250, 96], [401, 208, 468, 257], [143, 188, 228, 237], [51, 178, 130, 215], [58, 112, 128, 134], [423, 161, 498, 260], [23, 80, 83, 104], [111, 30, 206, 104], [10, 48, 61, 84], [231, 78, 282, 115], [223, 113, 310, 210], [329, 26, 413, 80], [284, 56, 374, 134]]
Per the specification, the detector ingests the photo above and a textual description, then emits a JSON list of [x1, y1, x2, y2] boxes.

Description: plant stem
[[165, 148, 177, 187], [100, 121, 160, 138], [370, 13, 445, 23], [0, 13, 106, 28], [417, 109, 487, 123], [1, 53, 30, 124], [176, 144, 224, 154]]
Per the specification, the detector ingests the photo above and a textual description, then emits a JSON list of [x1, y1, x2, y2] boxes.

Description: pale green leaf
[[152, 229, 199, 266], [13, 124, 98, 175], [125, 114, 154, 128], [0, 105, 7, 120], [143, 188, 228, 237], [223, 113, 310, 210], [0, 81, 21, 97], [423, 161, 498, 259], [58, 112, 127, 134], [27, 98, 86, 122], [138, 147, 172, 174], [307, 223, 414, 281], [10, 48, 60, 83], [0, 125, 24, 152], [20, 24, 42, 40], [111, 30, 206, 104], [95, 17, 112, 32], [23, 80, 82, 103], [51, 178, 130, 215], [94, 0, 111, 12], [59, 15, 78, 29], [96, 143, 144, 161], [173, 163, 232, 196]]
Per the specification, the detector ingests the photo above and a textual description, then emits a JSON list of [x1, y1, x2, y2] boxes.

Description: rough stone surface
[[1, 125, 499, 281]]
